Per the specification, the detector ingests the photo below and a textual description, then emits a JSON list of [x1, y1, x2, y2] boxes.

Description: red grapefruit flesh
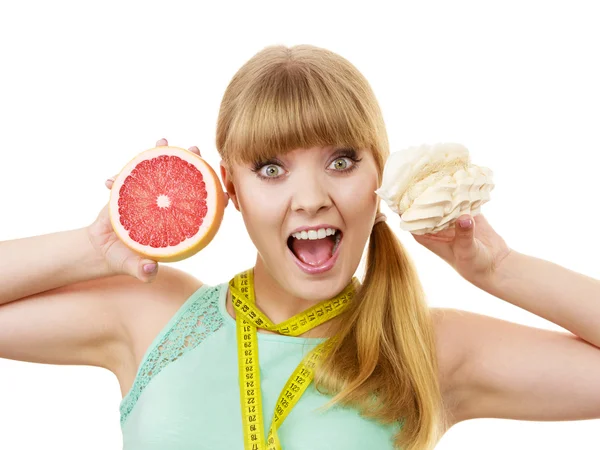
[[109, 146, 225, 262]]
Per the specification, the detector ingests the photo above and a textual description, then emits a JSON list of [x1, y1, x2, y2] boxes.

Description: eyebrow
[[332, 147, 359, 155], [250, 146, 360, 167]]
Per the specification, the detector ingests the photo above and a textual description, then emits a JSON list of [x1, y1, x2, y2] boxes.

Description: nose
[[290, 172, 333, 216]]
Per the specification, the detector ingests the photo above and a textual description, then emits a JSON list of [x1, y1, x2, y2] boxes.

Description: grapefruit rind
[[108, 146, 225, 262]]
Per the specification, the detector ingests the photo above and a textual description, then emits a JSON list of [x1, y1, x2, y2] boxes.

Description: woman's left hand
[[411, 213, 513, 285]]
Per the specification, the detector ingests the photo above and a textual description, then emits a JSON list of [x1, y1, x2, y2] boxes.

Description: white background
[[1, 1, 599, 448]]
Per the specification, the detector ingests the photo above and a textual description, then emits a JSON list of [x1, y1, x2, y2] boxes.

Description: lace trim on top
[[119, 285, 224, 425]]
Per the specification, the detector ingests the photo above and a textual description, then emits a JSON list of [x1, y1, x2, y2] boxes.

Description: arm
[[476, 249, 600, 348], [0, 265, 201, 373], [0, 138, 208, 374], [0, 227, 123, 370], [436, 307, 600, 425], [0, 227, 111, 305], [0, 227, 191, 374], [437, 251, 600, 425]]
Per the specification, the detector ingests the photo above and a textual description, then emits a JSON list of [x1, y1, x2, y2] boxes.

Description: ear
[[220, 161, 240, 211]]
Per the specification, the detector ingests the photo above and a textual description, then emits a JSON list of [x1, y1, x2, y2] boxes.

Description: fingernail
[[107, 177, 115, 182], [143, 263, 157, 273], [458, 218, 473, 228]]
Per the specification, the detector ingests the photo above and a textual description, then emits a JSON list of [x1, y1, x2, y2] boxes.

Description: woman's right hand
[[87, 138, 204, 283]]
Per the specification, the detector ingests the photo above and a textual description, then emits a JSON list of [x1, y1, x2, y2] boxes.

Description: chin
[[283, 258, 354, 302]]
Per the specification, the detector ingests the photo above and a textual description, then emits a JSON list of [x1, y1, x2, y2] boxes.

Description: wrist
[[81, 226, 118, 279], [473, 248, 521, 293]]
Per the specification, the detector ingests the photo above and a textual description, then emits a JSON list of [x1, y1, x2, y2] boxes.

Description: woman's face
[[221, 145, 380, 301]]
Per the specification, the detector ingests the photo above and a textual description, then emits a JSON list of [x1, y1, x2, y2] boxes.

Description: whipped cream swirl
[[375, 143, 495, 235]]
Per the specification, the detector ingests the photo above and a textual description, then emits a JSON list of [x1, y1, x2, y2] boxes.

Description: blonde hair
[[216, 44, 446, 450]]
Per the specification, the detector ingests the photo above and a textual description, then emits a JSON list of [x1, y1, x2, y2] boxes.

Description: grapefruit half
[[109, 146, 226, 262]]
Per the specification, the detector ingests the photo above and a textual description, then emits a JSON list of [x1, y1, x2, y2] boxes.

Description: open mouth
[[287, 227, 343, 274]]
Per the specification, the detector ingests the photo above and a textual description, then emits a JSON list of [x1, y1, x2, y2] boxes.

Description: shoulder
[[430, 308, 466, 386], [429, 307, 478, 426], [110, 266, 205, 385], [430, 306, 516, 374], [430, 306, 522, 426], [114, 265, 204, 330]]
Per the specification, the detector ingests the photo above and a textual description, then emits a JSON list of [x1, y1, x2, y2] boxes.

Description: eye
[[250, 158, 286, 181], [329, 157, 353, 171], [259, 164, 283, 178]]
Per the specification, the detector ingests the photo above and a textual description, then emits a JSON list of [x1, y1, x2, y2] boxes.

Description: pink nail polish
[[458, 218, 472, 228]]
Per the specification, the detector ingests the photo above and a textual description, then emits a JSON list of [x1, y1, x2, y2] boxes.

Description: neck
[[247, 256, 339, 338], [253, 256, 319, 322]]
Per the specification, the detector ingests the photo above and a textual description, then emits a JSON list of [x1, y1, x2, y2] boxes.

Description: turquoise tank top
[[119, 282, 402, 449]]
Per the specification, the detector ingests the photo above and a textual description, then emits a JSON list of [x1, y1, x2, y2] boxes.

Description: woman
[[1, 44, 599, 450]]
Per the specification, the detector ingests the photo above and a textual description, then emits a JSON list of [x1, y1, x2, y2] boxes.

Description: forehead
[[278, 145, 344, 158]]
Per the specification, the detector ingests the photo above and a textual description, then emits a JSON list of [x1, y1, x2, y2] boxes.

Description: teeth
[[292, 227, 339, 240]]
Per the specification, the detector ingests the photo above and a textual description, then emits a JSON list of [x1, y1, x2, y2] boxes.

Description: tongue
[[291, 237, 335, 266]]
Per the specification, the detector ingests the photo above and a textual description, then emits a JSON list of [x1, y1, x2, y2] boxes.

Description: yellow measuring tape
[[230, 269, 359, 450]]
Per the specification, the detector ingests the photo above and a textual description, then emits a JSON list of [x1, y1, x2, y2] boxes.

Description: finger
[[412, 233, 455, 264], [418, 233, 453, 243], [139, 259, 159, 282], [224, 191, 230, 206], [156, 138, 168, 147], [188, 146, 201, 156], [456, 214, 474, 232], [123, 254, 158, 282], [427, 227, 455, 239], [105, 176, 116, 190], [454, 214, 475, 250]]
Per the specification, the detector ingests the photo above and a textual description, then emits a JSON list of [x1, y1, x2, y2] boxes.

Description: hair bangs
[[220, 61, 379, 166]]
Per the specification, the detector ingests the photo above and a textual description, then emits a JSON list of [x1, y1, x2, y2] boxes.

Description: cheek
[[336, 174, 378, 214], [237, 181, 285, 230]]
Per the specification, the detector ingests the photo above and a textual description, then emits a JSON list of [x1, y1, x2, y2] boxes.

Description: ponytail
[[315, 219, 446, 450]]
